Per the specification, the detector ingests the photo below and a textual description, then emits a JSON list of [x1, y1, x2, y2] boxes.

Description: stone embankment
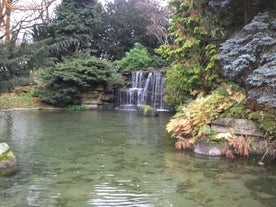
[[81, 84, 118, 110]]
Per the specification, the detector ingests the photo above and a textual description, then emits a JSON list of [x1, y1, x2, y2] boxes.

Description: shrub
[[117, 43, 152, 70], [36, 54, 124, 107]]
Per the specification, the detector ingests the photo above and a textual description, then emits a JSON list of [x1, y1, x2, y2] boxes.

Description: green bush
[[117, 43, 153, 70], [36, 54, 124, 107]]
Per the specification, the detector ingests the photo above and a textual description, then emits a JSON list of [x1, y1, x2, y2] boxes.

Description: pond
[[0, 110, 275, 207]]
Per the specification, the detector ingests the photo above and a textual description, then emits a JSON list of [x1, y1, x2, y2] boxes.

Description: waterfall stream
[[116, 71, 168, 111]]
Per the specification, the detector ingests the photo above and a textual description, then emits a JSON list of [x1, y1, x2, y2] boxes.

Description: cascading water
[[116, 71, 168, 111]]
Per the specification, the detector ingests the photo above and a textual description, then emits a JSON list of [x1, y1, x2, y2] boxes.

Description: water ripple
[[88, 182, 153, 207]]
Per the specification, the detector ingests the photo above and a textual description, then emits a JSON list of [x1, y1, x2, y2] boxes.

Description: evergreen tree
[[51, 0, 104, 56], [157, 0, 223, 106], [95, 0, 159, 60]]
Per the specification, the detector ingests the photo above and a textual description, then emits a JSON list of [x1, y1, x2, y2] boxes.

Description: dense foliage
[[116, 43, 167, 70], [117, 43, 152, 70], [156, 0, 223, 106], [93, 0, 160, 60], [36, 54, 123, 107], [51, 0, 103, 56], [167, 82, 276, 158], [167, 84, 246, 142], [0, 42, 34, 92]]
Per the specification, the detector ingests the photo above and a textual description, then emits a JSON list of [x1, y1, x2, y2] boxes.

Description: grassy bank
[[0, 86, 47, 110]]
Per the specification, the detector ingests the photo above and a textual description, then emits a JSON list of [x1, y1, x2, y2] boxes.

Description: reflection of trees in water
[[0, 111, 13, 141], [164, 151, 276, 206], [245, 175, 276, 205]]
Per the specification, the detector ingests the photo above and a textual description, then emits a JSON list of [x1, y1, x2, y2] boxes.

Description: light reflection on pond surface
[[0, 110, 275, 207]]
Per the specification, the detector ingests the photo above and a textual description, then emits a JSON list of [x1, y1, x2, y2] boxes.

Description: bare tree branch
[[0, 0, 59, 44], [135, 0, 171, 45]]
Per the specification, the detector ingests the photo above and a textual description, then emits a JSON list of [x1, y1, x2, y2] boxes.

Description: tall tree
[[50, 0, 103, 56], [94, 0, 160, 60]]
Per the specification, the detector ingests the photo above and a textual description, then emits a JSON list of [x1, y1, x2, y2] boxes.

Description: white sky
[[99, 0, 168, 6]]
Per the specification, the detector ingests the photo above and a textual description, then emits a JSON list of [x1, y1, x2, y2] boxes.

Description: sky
[[101, 0, 168, 6]]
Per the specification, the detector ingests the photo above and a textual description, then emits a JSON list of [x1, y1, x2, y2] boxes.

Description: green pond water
[[0, 110, 275, 207]]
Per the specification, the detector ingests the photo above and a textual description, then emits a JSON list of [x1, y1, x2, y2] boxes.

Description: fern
[[250, 109, 276, 139], [167, 84, 246, 148]]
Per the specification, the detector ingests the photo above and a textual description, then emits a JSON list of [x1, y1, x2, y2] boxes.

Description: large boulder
[[0, 143, 18, 171], [219, 12, 276, 107]]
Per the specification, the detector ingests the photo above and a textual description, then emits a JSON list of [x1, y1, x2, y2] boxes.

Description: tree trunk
[[5, 0, 12, 43]]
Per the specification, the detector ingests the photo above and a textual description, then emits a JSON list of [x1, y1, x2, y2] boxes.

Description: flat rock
[[211, 118, 264, 137]]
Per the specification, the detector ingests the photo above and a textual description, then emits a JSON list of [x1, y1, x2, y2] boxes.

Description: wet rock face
[[219, 12, 276, 107], [81, 84, 116, 110]]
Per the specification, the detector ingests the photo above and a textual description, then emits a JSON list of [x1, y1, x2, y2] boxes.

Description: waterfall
[[116, 71, 168, 111]]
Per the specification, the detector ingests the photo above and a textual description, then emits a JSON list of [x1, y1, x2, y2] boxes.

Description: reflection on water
[[0, 110, 275, 207], [89, 181, 153, 206]]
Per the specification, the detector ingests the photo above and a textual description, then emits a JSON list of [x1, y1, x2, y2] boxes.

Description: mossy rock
[[137, 105, 158, 117], [0, 143, 18, 173]]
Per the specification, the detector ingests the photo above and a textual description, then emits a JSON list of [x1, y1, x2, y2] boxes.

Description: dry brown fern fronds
[[221, 147, 235, 159], [175, 138, 194, 151], [167, 118, 194, 139], [175, 132, 204, 151], [227, 136, 251, 157], [167, 84, 246, 140], [167, 84, 246, 152], [216, 133, 251, 158]]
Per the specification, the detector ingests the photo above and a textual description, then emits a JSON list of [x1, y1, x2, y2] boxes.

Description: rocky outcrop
[[211, 118, 264, 137], [193, 118, 267, 156], [219, 12, 276, 107], [0, 143, 17, 171], [81, 84, 117, 110]]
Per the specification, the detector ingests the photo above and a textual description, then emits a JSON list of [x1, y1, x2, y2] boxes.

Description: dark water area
[[0, 110, 275, 207]]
